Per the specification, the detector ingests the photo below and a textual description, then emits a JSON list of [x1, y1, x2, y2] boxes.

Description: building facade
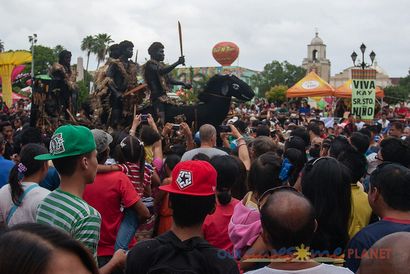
[[301, 32, 393, 88], [330, 61, 392, 88]]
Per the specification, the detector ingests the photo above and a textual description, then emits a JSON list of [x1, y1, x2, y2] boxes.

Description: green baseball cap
[[35, 125, 96, 160]]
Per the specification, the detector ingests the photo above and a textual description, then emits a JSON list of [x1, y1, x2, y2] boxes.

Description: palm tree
[[0, 40, 4, 52], [81, 35, 95, 72], [92, 33, 113, 69], [53, 44, 65, 59]]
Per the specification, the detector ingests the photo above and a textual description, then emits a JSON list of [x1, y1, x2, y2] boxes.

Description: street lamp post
[[28, 34, 37, 79], [351, 43, 376, 70], [350, 43, 380, 117]]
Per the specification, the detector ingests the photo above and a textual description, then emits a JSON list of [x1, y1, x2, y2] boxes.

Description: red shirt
[[83, 171, 140, 256], [395, 107, 408, 118], [202, 198, 239, 254]]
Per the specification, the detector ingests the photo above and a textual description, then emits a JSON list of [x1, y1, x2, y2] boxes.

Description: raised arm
[[180, 122, 195, 151], [129, 114, 142, 136], [220, 132, 231, 149], [158, 56, 185, 75], [230, 124, 251, 171]]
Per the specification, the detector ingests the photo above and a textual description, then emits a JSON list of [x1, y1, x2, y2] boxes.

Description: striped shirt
[[117, 162, 153, 197], [36, 189, 101, 258]]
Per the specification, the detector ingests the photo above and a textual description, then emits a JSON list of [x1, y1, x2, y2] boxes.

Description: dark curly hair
[[58, 50, 72, 64], [118, 40, 134, 55], [148, 42, 164, 56]]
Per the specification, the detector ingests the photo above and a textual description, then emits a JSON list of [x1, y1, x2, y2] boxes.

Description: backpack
[[146, 232, 214, 274]]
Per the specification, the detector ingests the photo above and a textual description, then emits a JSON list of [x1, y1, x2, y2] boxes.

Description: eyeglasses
[[257, 185, 299, 211]]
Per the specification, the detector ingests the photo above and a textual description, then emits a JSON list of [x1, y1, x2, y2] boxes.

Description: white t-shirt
[[245, 264, 353, 274], [355, 122, 365, 130], [0, 182, 50, 227], [366, 152, 381, 175], [377, 119, 390, 129], [181, 147, 228, 162]]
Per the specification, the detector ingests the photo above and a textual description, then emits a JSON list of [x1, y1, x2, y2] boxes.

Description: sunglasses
[[257, 185, 299, 211]]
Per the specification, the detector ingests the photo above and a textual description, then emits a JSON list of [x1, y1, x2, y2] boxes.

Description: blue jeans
[[115, 207, 139, 251]]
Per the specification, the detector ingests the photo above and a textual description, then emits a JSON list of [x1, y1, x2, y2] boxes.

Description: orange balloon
[[212, 42, 239, 66]]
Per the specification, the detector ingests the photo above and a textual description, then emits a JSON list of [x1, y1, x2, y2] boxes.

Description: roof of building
[[369, 60, 388, 76], [311, 32, 324, 45], [390, 77, 402, 85]]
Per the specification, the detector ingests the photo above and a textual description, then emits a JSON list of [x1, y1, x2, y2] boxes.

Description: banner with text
[[351, 69, 376, 120]]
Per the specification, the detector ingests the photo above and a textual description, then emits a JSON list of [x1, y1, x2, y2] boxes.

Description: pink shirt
[[228, 200, 262, 258]]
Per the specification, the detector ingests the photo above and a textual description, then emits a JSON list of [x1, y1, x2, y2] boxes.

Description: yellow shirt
[[244, 191, 258, 210], [348, 183, 372, 238], [144, 145, 153, 164]]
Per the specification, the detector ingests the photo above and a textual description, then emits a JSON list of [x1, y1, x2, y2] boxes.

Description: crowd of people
[[0, 97, 410, 274]]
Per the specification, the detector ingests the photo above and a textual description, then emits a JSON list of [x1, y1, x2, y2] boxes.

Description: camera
[[219, 125, 232, 133], [141, 114, 149, 121], [172, 124, 180, 130]]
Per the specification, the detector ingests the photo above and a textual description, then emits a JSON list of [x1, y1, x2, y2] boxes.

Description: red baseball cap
[[159, 160, 217, 196]]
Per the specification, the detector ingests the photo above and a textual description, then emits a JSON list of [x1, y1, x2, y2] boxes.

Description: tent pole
[[334, 98, 340, 116]]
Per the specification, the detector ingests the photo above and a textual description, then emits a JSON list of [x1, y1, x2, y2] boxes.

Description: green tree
[[28, 45, 56, 75], [53, 45, 65, 58], [251, 60, 306, 97], [192, 72, 210, 94], [384, 72, 410, 104], [77, 80, 89, 106], [92, 33, 113, 69], [0, 40, 4, 52], [265, 84, 288, 103], [81, 35, 95, 72]]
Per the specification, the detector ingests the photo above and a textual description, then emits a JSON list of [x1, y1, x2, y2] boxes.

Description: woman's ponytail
[[9, 144, 48, 206]]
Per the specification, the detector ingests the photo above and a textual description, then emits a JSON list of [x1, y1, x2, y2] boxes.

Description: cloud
[[1, 0, 409, 76]]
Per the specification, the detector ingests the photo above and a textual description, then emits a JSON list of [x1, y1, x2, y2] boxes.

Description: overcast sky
[[1, 0, 409, 77]]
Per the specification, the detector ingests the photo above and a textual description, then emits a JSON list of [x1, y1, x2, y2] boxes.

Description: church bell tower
[[302, 31, 331, 82]]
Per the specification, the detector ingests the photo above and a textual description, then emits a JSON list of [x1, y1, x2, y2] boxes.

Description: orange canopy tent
[[286, 71, 335, 98], [334, 79, 385, 98]]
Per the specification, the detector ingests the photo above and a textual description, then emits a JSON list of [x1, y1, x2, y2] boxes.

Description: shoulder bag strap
[[6, 184, 39, 225]]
